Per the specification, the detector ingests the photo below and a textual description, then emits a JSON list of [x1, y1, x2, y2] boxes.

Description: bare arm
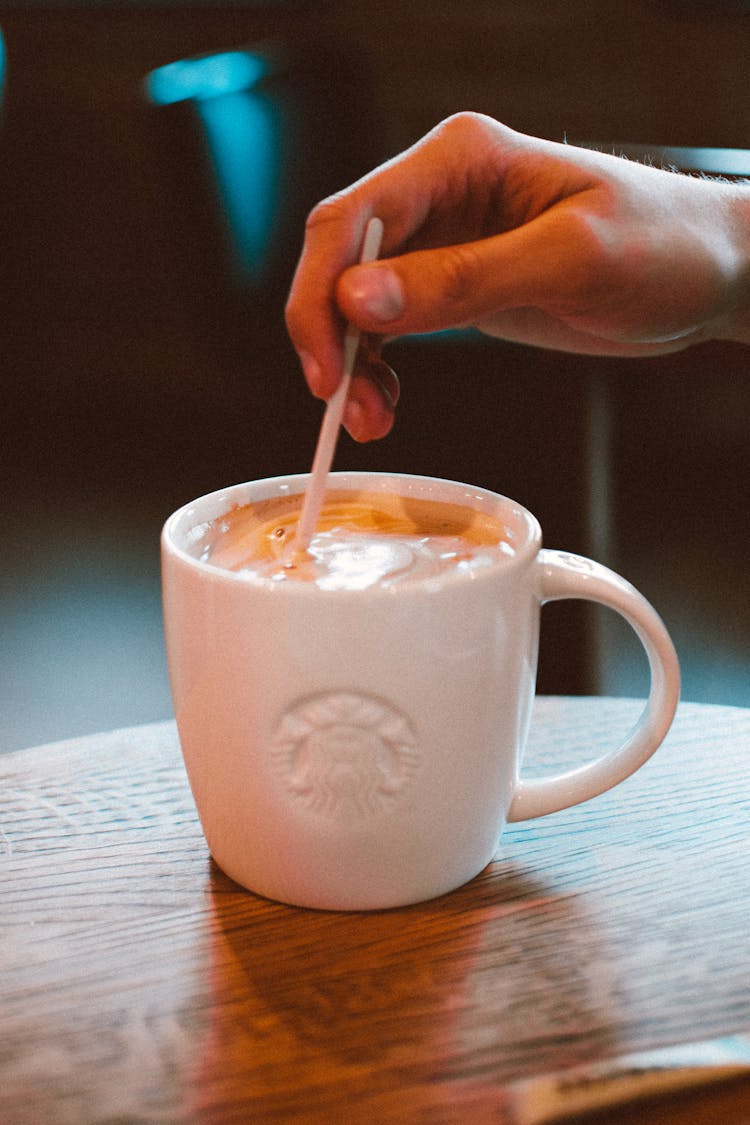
[[285, 113, 750, 442]]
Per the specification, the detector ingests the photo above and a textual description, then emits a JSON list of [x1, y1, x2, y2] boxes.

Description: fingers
[[285, 202, 372, 401], [343, 351, 400, 443], [334, 246, 486, 337], [284, 196, 411, 402]]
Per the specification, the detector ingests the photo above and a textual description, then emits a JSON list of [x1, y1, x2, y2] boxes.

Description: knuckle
[[431, 111, 513, 160], [303, 192, 355, 237], [436, 110, 493, 143], [436, 243, 483, 308]]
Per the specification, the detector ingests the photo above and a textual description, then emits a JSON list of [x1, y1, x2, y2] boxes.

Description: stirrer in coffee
[[291, 217, 385, 559]]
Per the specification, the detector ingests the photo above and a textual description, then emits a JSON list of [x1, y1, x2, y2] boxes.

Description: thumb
[[336, 209, 595, 338], [335, 238, 531, 336]]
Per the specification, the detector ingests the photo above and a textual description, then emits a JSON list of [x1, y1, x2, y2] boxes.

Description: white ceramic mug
[[162, 472, 680, 910]]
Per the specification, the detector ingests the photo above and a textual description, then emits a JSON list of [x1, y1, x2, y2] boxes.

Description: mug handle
[[507, 549, 681, 823]]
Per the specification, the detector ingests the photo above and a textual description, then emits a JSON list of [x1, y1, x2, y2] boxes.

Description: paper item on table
[[507, 1032, 750, 1124]]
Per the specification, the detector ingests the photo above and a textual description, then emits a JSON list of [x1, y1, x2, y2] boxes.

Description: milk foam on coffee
[[189, 489, 515, 591]]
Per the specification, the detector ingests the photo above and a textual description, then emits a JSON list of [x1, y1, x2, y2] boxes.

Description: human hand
[[285, 112, 750, 441]]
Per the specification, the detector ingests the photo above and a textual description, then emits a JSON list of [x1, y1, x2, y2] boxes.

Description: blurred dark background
[[1, 0, 749, 752]]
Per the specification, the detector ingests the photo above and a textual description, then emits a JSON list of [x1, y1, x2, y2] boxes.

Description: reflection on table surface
[[1, 696, 749, 1123]]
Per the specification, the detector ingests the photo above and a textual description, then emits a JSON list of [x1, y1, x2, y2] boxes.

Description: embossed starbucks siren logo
[[272, 692, 419, 820]]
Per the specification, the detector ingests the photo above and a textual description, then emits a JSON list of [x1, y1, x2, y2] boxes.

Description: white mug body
[[162, 472, 679, 910]]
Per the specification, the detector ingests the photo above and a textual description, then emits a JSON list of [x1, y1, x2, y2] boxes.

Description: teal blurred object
[[146, 50, 279, 280], [0, 27, 6, 111], [145, 50, 268, 106]]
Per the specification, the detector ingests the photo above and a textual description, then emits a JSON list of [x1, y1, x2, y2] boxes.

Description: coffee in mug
[[189, 489, 515, 590]]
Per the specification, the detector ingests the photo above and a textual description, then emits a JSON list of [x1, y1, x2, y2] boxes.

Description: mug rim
[[161, 471, 542, 592]]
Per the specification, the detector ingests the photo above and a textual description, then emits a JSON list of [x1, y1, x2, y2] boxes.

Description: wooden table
[[2, 697, 749, 1124]]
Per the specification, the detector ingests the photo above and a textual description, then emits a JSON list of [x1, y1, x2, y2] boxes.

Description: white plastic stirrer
[[292, 216, 384, 557]]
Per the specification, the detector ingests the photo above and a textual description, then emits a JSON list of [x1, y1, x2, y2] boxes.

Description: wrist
[[713, 183, 750, 346]]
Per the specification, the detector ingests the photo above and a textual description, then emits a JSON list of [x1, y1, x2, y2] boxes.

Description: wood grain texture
[[2, 698, 750, 1124]]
